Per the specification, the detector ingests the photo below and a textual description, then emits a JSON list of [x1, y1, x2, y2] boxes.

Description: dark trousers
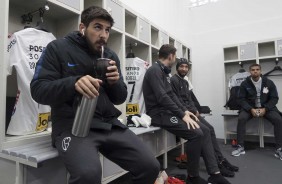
[[152, 113, 219, 176], [237, 110, 282, 148], [55, 127, 160, 184], [198, 116, 224, 162]]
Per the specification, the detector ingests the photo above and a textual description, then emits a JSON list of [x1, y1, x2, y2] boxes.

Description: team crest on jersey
[[170, 116, 178, 124], [62, 137, 71, 151]]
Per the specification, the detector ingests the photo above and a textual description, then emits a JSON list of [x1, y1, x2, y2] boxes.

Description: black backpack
[[225, 86, 241, 110]]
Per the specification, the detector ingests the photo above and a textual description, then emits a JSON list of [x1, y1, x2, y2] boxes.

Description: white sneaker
[[274, 148, 282, 160], [231, 145, 245, 156]]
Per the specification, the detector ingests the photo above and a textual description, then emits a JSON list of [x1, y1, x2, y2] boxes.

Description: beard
[[178, 71, 187, 78], [85, 35, 107, 55]]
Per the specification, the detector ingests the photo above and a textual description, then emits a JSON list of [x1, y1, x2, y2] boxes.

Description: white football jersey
[[184, 76, 193, 90], [125, 57, 149, 115], [6, 28, 56, 135], [228, 71, 250, 88]]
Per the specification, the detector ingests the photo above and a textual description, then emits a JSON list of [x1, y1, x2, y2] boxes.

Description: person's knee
[[136, 156, 160, 179], [201, 125, 211, 135], [192, 129, 204, 140], [144, 157, 160, 175]]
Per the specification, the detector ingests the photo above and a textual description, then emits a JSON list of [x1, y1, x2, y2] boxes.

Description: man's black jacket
[[142, 62, 187, 119], [30, 31, 127, 140], [170, 74, 198, 114], [239, 76, 279, 112]]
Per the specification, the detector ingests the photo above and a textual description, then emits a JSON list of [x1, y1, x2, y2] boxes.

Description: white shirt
[[6, 28, 56, 135], [228, 71, 250, 88], [125, 57, 149, 115]]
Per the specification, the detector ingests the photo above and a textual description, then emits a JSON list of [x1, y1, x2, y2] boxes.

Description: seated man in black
[[143, 44, 231, 184], [232, 63, 282, 160], [170, 58, 238, 177]]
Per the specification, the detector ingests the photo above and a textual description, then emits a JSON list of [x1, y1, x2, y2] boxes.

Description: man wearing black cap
[[143, 44, 231, 184], [170, 58, 239, 178]]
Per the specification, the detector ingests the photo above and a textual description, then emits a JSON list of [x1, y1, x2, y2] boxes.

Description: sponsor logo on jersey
[[36, 112, 50, 132], [62, 137, 71, 151], [170, 116, 178, 124], [7, 39, 16, 52], [29, 45, 45, 52], [126, 104, 139, 115]]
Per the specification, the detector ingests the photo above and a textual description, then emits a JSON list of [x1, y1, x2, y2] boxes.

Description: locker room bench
[[222, 110, 274, 148], [0, 126, 181, 184]]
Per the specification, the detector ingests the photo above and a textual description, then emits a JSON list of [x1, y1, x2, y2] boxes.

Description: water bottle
[[72, 96, 99, 137], [72, 46, 110, 137]]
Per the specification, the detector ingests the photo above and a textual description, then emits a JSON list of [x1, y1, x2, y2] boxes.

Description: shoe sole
[[274, 153, 282, 160], [232, 151, 246, 157]]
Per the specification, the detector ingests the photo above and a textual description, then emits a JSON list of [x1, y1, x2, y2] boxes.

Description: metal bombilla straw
[[71, 46, 105, 137]]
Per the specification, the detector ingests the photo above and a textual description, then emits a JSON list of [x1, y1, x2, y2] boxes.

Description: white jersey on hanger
[[184, 76, 193, 90], [6, 28, 56, 135], [228, 71, 250, 88], [125, 57, 149, 115]]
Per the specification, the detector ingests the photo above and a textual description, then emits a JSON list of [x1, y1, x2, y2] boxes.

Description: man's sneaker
[[231, 145, 245, 156], [175, 154, 187, 163], [221, 158, 239, 172], [218, 163, 235, 177], [274, 148, 282, 160], [186, 176, 208, 184], [166, 176, 185, 184], [208, 174, 231, 184]]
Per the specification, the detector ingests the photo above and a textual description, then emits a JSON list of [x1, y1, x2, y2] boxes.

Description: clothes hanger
[[264, 59, 282, 76], [34, 8, 49, 32], [238, 62, 246, 73], [126, 43, 136, 58]]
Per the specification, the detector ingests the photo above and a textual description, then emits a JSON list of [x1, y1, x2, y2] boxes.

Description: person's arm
[[238, 82, 253, 111], [30, 41, 80, 105], [145, 68, 185, 119], [263, 80, 279, 111]]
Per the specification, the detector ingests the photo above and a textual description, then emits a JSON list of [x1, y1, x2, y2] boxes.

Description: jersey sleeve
[[6, 34, 19, 75]]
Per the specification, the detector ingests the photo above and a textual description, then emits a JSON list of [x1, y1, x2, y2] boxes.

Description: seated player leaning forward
[[170, 58, 238, 177], [143, 44, 231, 184]]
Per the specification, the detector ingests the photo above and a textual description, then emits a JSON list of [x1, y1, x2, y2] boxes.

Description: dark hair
[[176, 58, 190, 69], [249, 63, 261, 70], [81, 6, 114, 27], [158, 44, 177, 59]]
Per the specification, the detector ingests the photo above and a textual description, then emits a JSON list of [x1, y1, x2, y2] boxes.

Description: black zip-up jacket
[[30, 31, 127, 140], [142, 62, 187, 119], [239, 76, 279, 112], [170, 74, 198, 114]]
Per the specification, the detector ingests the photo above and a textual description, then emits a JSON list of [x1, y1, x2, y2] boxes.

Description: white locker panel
[[139, 17, 150, 43], [239, 42, 256, 60], [277, 39, 282, 56], [55, 0, 81, 11], [175, 41, 182, 57], [160, 31, 169, 46], [106, 0, 124, 31]]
